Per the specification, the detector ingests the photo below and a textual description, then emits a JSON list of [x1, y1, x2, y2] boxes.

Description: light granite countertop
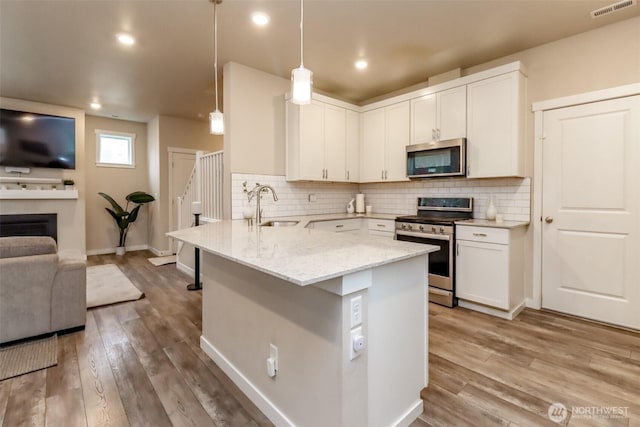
[[168, 219, 437, 286], [261, 212, 400, 228]]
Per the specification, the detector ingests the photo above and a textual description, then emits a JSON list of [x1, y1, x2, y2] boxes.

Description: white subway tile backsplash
[[231, 174, 531, 222]]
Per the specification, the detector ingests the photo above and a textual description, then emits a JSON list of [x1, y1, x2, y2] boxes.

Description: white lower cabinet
[[310, 219, 364, 233], [455, 225, 525, 319], [366, 219, 395, 238], [307, 218, 395, 238]]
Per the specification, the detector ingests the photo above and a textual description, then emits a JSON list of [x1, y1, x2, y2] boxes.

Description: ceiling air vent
[[591, 0, 636, 18]]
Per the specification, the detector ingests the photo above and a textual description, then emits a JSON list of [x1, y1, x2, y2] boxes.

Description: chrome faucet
[[248, 184, 278, 224]]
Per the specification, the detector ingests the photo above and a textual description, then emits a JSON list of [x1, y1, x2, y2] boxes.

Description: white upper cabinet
[[360, 108, 386, 182], [286, 97, 353, 182], [345, 110, 360, 182], [324, 104, 347, 181], [360, 101, 410, 183], [466, 71, 526, 178], [411, 86, 466, 145]]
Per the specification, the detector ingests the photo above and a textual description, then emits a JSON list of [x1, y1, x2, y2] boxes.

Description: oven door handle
[[395, 231, 451, 241]]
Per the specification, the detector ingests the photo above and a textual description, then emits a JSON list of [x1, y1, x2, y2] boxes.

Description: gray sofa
[[0, 236, 86, 344]]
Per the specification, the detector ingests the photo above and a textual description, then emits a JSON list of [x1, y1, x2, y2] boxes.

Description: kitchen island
[[168, 220, 437, 427]]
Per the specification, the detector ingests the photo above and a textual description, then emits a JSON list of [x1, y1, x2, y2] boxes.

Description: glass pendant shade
[[209, 109, 224, 135], [291, 65, 313, 105]]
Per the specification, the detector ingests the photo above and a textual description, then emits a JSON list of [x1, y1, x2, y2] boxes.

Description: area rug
[[86, 264, 144, 308], [0, 334, 57, 380], [147, 255, 176, 266]]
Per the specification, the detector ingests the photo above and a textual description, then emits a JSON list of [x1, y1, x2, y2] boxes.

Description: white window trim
[[95, 129, 136, 168]]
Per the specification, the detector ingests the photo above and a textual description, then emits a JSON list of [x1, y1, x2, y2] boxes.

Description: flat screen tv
[[0, 108, 76, 170]]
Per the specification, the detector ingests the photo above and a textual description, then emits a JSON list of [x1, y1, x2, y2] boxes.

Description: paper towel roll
[[355, 194, 365, 213]]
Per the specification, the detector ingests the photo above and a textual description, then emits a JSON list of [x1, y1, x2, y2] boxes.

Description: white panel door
[[410, 94, 437, 145], [542, 95, 640, 329], [169, 151, 196, 253]]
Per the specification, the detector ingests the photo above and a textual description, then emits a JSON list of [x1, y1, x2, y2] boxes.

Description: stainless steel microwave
[[406, 138, 466, 178]]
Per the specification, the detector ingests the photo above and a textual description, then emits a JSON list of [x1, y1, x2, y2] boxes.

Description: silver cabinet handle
[[381, 170, 384, 180], [325, 169, 328, 179], [456, 243, 459, 256], [437, 128, 441, 140], [346, 170, 349, 180], [336, 224, 344, 228], [432, 129, 436, 140], [384, 170, 388, 180], [545, 216, 554, 223], [376, 224, 386, 228], [472, 232, 487, 237]]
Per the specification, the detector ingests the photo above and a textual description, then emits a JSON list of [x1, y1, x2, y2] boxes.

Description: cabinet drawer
[[312, 219, 362, 232], [367, 219, 395, 233], [456, 225, 508, 245]]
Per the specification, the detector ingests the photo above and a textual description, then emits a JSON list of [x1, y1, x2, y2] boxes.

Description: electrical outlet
[[266, 343, 278, 378], [350, 296, 362, 328], [350, 327, 365, 360]]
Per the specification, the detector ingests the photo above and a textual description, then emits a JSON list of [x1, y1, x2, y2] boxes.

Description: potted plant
[[99, 191, 155, 255], [63, 179, 74, 190]]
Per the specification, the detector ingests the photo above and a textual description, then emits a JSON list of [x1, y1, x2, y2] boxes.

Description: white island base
[[200, 251, 428, 427]]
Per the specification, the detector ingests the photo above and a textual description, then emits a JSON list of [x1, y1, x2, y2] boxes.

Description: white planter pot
[[115, 246, 126, 256]]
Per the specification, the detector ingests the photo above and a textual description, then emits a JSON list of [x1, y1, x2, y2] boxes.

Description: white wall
[[0, 97, 86, 257], [147, 115, 221, 254], [84, 116, 151, 254], [223, 62, 291, 219]]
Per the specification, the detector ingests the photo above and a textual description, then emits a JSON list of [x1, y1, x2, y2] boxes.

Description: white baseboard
[[176, 260, 194, 277], [200, 336, 295, 427], [525, 297, 540, 310], [458, 300, 526, 320], [86, 244, 148, 256], [392, 399, 423, 427], [148, 246, 172, 256]]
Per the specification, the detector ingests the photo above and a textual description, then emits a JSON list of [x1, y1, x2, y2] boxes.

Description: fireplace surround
[[0, 213, 58, 241]]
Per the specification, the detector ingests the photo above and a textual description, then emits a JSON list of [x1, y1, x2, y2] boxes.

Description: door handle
[[545, 216, 554, 223], [456, 243, 459, 256]]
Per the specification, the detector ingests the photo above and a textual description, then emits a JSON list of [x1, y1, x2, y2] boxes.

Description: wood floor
[[0, 250, 638, 426], [413, 304, 640, 427]]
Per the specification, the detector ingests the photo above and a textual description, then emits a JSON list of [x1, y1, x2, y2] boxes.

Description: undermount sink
[[260, 220, 299, 227]]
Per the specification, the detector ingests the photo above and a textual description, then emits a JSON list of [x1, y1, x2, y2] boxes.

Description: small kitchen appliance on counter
[[395, 197, 473, 307], [355, 193, 365, 214]]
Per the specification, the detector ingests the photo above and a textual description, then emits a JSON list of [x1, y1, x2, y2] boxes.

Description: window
[[95, 130, 135, 168]]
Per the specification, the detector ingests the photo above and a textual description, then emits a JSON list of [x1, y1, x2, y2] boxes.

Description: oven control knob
[[431, 226, 436, 233], [419, 225, 424, 232], [401, 224, 407, 230], [439, 227, 445, 234]]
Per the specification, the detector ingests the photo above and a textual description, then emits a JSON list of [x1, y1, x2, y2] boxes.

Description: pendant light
[[209, 0, 224, 135], [291, 0, 313, 105]]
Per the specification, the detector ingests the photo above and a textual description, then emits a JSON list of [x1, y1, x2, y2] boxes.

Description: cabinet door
[[438, 86, 467, 140], [299, 100, 326, 180], [324, 104, 346, 182], [345, 110, 360, 182], [360, 108, 386, 182], [410, 94, 437, 145], [466, 72, 525, 178], [384, 101, 410, 181], [456, 239, 509, 309]]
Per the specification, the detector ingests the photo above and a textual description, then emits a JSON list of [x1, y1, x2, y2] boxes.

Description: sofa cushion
[[0, 236, 57, 259]]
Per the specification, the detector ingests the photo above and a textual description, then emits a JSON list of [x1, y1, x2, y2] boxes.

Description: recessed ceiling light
[[90, 102, 102, 110], [355, 59, 368, 70], [116, 33, 136, 46], [251, 12, 270, 26]]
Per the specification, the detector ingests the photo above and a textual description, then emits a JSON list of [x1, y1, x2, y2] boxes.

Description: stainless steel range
[[395, 197, 473, 307]]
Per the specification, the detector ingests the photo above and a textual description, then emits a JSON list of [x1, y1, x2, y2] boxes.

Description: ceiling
[[1, 0, 638, 123]]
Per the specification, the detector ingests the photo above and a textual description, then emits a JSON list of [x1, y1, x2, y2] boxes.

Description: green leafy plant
[[99, 191, 155, 247]]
